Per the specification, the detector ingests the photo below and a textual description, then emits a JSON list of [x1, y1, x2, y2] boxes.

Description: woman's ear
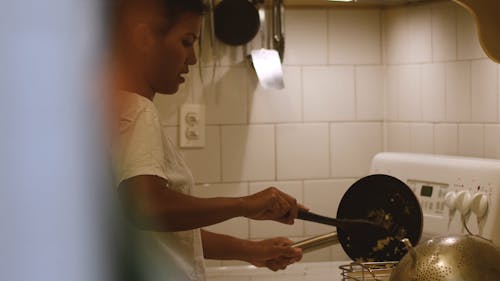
[[131, 23, 155, 53]]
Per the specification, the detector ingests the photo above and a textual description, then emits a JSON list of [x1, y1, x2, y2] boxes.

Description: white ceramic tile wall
[[303, 66, 356, 121], [328, 9, 381, 64], [396, 65, 422, 121], [284, 10, 328, 65], [421, 63, 446, 122], [385, 66, 400, 121], [248, 66, 302, 123], [434, 123, 458, 155], [386, 123, 411, 152], [192, 66, 248, 125], [446, 61, 471, 122], [485, 125, 500, 159], [149, 1, 500, 266], [356, 66, 384, 120], [498, 64, 500, 119], [221, 125, 275, 182], [431, 2, 457, 62], [458, 124, 484, 157], [383, 8, 409, 64], [384, 1, 499, 160], [383, 6, 432, 64], [330, 123, 383, 177], [456, 5, 485, 60], [276, 123, 330, 180], [410, 123, 434, 154], [408, 6, 433, 63], [471, 59, 498, 122], [303, 179, 355, 235]]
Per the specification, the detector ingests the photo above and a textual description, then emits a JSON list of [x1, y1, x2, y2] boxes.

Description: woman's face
[[147, 12, 201, 95]]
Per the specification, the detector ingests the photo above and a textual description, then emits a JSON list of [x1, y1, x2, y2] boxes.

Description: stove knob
[[456, 191, 472, 214], [471, 193, 488, 218], [444, 191, 457, 210]]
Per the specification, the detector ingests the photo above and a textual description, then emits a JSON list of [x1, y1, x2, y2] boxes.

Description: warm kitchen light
[[327, 0, 355, 2]]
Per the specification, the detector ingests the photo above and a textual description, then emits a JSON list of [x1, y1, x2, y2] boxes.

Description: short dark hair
[[107, 0, 207, 45], [158, 0, 207, 20], [111, 0, 207, 20]]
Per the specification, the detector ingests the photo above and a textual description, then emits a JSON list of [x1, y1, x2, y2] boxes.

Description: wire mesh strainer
[[389, 235, 500, 281]]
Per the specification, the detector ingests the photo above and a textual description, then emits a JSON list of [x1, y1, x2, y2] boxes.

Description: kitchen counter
[[206, 261, 347, 281]]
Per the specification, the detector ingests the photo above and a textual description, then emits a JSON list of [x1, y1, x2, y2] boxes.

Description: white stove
[[206, 153, 500, 281], [371, 152, 500, 244]]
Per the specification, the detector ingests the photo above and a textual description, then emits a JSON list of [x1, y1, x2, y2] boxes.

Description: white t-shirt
[[113, 91, 206, 281]]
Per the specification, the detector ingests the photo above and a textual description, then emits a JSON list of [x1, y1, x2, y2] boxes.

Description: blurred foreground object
[[453, 0, 500, 63], [0, 1, 116, 281]]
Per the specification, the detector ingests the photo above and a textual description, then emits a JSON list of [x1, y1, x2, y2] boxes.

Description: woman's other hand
[[244, 237, 302, 271], [241, 187, 308, 224]]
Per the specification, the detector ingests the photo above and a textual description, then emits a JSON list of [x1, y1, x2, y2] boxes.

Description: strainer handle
[[401, 238, 417, 261]]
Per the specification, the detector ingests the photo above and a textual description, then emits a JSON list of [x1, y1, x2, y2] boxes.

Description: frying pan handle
[[291, 232, 339, 253], [297, 209, 340, 228]]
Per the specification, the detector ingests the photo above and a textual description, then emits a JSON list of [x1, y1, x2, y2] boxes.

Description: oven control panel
[[370, 153, 500, 245], [407, 180, 449, 216]]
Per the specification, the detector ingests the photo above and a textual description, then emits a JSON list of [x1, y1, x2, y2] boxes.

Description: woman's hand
[[241, 187, 307, 224], [243, 237, 303, 271]]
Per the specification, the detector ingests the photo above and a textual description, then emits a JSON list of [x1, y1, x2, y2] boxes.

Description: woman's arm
[[201, 230, 302, 271], [118, 175, 301, 231]]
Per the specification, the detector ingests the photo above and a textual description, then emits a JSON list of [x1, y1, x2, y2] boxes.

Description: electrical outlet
[[179, 104, 205, 148]]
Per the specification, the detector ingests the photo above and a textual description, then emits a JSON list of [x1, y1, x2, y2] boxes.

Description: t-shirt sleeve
[[115, 106, 168, 185]]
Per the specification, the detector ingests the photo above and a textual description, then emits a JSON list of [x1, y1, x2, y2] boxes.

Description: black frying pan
[[296, 174, 423, 262], [214, 0, 260, 46]]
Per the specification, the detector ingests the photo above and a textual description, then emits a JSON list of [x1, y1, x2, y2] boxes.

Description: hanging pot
[[292, 174, 423, 262], [213, 0, 260, 46]]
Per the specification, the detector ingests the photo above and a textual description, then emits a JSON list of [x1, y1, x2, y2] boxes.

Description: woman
[[110, 1, 305, 280]]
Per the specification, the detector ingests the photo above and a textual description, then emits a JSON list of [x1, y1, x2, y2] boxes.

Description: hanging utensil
[[213, 0, 260, 46], [208, 0, 217, 82], [250, 0, 285, 90], [197, 5, 205, 82], [250, 48, 284, 89], [271, 0, 285, 60], [207, 0, 216, 53]]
